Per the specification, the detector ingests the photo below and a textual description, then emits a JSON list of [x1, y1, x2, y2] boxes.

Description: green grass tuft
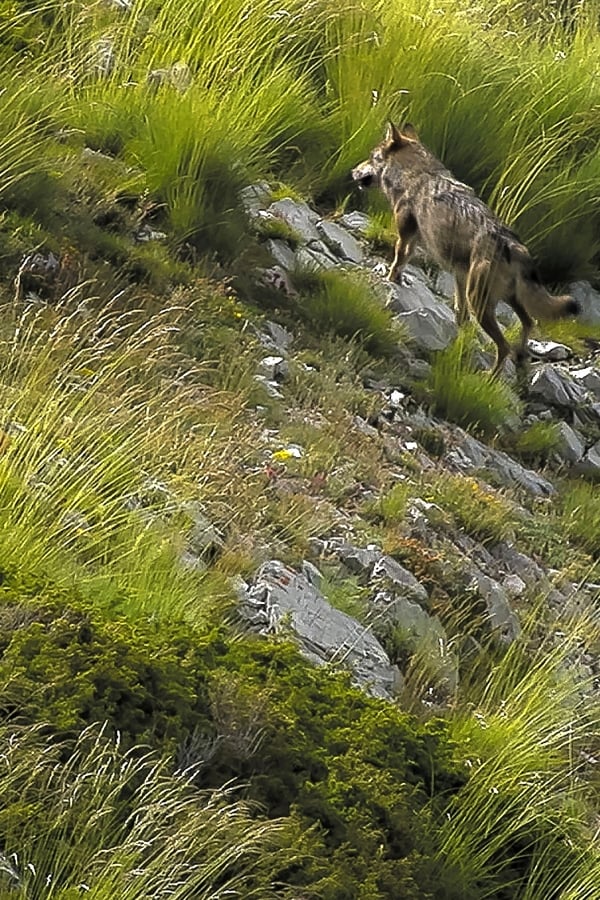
[[294, 267, 404, 357], [424, 329, 523, 437]]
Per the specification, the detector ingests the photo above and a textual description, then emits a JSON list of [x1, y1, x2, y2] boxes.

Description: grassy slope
[[0, 0, 599, 897]]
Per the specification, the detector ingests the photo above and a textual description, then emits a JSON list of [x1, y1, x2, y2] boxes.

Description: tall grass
[[0, 723, 290, 898], [441, 622, 600, 897], [0, 293, 264, 620], [1, 0, 599, 277]]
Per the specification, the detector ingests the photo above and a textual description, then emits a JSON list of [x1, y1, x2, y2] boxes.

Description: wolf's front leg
[[387, 237, 405, 283], [388, 233, 417, 284]]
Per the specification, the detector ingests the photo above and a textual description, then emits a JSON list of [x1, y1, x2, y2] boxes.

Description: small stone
[[258, 355, 289, 381], [240, 182, 272, 214], [338, 210, 371, 234], [527, 340, 572, 361], [502, 574, 527, 598]]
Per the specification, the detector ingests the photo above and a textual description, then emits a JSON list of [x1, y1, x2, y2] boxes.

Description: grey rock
[[338, 210, 371, 235], [574, 440, 600, 479], [371, 556, 428, 603], [134, 224, 167, 243], [569, 280, 600, 325], [259, 320, 294, 355], [301, 559, 323, 589], [407, 358, 432, 380], [147, 62, 192, 93], [372, 592, 458, 692], [93, 38, 115, 77], [384, 269, 454, 319], [446, 427, 555, 496], [530, 365, 588, 408], [571, 366, 600, 399], [316, 220, 364, 263], [574, 402, 600, 428], [396, 307, 458, 352], [240, 182, 271, 214], [253, 374, 284, 399], [502, 573, 527, 598], [258, 355, 289, 382], [182, 504, 224, 568], [336, 543, 382, 577], [491, 543, 545, 588], [555, 421, 585, 464], [268, 198, 320, 243], [294, 244, 337, 271], [353, 415, 379, 438], [265, 238, 296, 270], [307, 537, 329, 558], [243, 560, 401, 698], [527, 340, 572, 361], [469, 567, 521, 642], [433, 270, 455, 299], [496, 301, 519, 325]]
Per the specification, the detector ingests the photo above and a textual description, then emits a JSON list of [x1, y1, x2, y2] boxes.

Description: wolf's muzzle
[[351, 164, 376, 189]]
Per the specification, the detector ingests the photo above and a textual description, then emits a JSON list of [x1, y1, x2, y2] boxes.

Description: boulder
[[530, 365, 588, 408], [568, 280, 600, 325], [338, 210, 371, 235], [371, 555, 428, 604], [397, 307, 458, 351], [316, 220, 364, 263], [574, 440, 600, 479], [527, 340, 572, 361], [294, 244, 337, 271], [266, 238, 296, 271], [268, 198, 320, 243], [446, 427, 556, 496], [570, 366, 600, 400], [554, 421, 585, 464], [241, 560, 401, 698]]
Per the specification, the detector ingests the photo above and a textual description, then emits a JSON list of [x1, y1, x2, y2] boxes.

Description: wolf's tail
[[516, 258, 579, 321]]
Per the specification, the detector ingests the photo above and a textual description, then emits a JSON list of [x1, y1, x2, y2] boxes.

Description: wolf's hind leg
[[467, 261, 510, 378], [506, 296, 534, 369]]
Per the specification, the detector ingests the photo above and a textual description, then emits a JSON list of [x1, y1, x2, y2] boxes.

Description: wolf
[[352, 122, 579, 377]]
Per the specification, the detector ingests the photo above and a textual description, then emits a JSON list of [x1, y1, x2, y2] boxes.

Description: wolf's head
[[351, 122, 421, 189]]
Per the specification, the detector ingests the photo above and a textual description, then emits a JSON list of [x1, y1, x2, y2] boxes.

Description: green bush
[[0, 571, 215, 751], [0, 566, 468, 899]]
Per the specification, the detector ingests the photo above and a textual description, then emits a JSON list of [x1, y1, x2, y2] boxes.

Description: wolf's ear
[[385, 121, 404, 145], [400, 122, 419, 140]]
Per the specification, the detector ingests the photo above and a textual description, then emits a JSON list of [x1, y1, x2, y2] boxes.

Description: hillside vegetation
[[0, 0, 599, 897]]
